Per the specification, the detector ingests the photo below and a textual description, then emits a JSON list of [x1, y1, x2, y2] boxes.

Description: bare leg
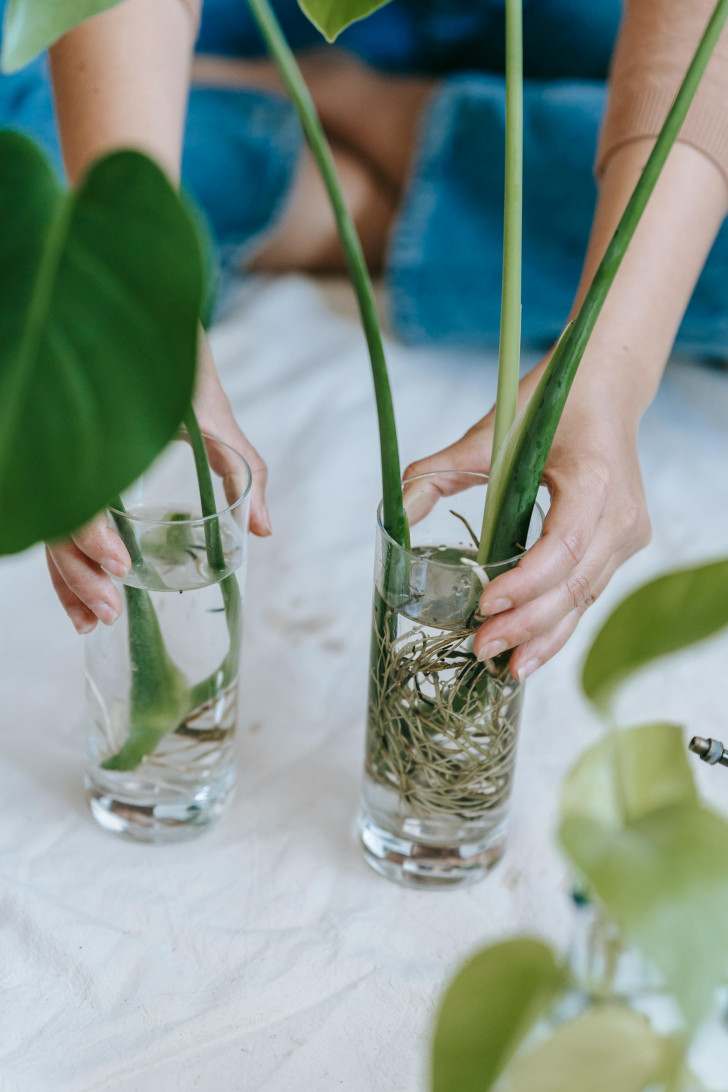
[[191, 51, 433, 271], [250, 143, 396, 274]]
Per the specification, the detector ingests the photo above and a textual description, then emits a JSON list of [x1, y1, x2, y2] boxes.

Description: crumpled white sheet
[[2, 275, 728, 1091]]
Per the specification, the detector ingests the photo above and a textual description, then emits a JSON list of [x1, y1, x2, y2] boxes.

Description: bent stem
[[102, 411, 243, 770], [478, 0, 728, 566], [245, 0, 409, 550]]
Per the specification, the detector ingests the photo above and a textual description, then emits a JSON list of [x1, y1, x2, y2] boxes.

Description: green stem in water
[[183, 407, 243, 709], [245, 0, 409, 549], [478, 0, 728, 566], [490, 0, 523, 464]]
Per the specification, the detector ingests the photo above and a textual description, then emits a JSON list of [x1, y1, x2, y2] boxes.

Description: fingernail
[[518, 658, 540, 681], [93, 601, 119, 626], [478, 639, 507, 661], [71, 611, 96, 635], [480, 596, 512, 617], [102, 558, 130, 579], [261, 505, 273, 535]]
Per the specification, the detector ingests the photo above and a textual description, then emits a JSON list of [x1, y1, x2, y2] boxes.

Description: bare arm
[[404, 2, 728, 680], [46, 0, 271, 636]]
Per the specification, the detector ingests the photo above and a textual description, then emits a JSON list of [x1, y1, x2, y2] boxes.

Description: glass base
[[358, 808, 506, 889], [84, 769, 235, 844]]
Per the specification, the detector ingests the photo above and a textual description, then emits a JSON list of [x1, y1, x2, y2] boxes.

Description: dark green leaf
[[431, 939, 566, 1092], [296, 0, 392, 41], [560, 723, 728, 1029], [582, 557, 728, 710], [1, 0, 122, 72], [0, 133, 203, 554]]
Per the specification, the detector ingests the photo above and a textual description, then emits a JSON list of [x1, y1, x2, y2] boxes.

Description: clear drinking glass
[[359, 472, 544, 887], [84, 433, 251, 843]]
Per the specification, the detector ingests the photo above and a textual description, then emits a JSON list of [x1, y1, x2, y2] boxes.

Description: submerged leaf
[[431, 939, 566, 1092], [560, 723, 728, 1029]]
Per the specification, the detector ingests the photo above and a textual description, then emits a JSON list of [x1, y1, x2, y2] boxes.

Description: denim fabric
[[388, 73, 728, 354], [2, 0, 727, 354]]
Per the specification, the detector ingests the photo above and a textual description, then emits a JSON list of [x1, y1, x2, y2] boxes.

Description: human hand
[[402, 364, 651, 680], [47, 332, 270, 634]]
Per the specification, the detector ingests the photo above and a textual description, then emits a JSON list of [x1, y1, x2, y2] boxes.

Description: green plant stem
[[490, 0, 522, 464], [478, 0, 728, 566], [245, 0, 408, 549]]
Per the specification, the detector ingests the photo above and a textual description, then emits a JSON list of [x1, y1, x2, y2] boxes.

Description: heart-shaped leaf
[[500, 1007, 682, 1092], [431, 939, 566, 1092], [1, 0, 122, 72], [0, 132, 203, 554], [560, 723, 728, 1029], [582, 557, 728, 711], [296, 0, 392, 41]]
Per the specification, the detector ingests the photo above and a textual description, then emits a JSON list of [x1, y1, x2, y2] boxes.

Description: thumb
[[402, 418, 495, 527]]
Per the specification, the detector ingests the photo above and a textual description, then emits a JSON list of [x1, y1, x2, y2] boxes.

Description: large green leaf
[[0, 132, 203, 554], [560, 723, 728, 1029], [582, 557, 728, 710], [431, 939, 566, 1092], [500, 1007, 682, 1092], [1, 0, 122, 72], [296, 0, 392, 42]]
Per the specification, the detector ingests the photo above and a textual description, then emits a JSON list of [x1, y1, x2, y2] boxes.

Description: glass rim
[[108, 430, 253, 528], [376, 470, 545, 571]]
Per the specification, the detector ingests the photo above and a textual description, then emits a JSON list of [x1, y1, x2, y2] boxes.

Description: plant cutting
[[228, 0, 728, 884], [0, 6, 252, 839], [431, 553, 728, 1091]]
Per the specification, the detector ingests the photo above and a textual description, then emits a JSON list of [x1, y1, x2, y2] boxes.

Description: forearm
[[49, 0, 201, 184], [564, 139, 728, 423]]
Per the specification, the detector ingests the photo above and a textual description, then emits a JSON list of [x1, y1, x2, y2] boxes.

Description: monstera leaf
[[1, 0, 123, 72], [0, 132, 203, 553], [296, 0, 392, 41]]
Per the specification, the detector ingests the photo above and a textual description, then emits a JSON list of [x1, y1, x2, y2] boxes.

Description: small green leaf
[[296, 0, 392, 41], [0, 133, 203, 554], [560, 723, 728, 1029], [582, 557, 728, 710], [1, 0, 122, 72], [501, 1007, 681, 1092], [431, 939, 566, 1092]]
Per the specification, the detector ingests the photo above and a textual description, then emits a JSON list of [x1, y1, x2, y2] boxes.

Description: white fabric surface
[[2, 275, 728, 1091]]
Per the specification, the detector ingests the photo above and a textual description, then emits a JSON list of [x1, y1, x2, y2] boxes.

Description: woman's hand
[[402, 363, 651, 680], [47, 334, 270, 634]]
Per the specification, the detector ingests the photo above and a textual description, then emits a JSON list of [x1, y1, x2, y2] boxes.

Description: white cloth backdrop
[[2, 275, 728, 1091]]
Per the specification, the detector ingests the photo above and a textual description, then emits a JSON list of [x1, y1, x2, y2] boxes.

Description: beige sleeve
[[597, 0, 728, 182]]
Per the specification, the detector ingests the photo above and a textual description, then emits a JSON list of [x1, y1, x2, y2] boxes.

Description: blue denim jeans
[[2, 0, 727, 355]]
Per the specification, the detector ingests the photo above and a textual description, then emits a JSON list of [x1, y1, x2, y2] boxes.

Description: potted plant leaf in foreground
[[1, 10, 252, 841], [432, 554, 728, 1091], [256, 0, 728, 885]]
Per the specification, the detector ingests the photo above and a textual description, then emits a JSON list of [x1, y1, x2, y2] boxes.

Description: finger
[[474, 543, 622, 662], [204, 428, 271, 538], [47, 541, 123, 626], [508, 608, 582, 681], [402, 425, 494, 526], [46, 549, 98, 635], [71, 514, 131, 579], [479, 467, 609, 617]]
